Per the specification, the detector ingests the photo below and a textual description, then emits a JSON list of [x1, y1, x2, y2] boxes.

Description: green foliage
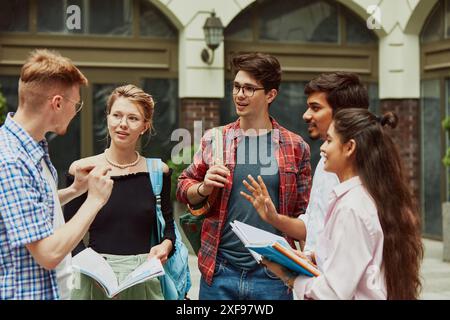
[[443, 117, 450, 131], [0, 87, 6, 126], [167, 145, 198, 201], [443, 116, 450, 167]]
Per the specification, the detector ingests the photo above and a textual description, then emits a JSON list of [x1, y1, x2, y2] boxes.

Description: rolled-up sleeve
[[294, 141, 311, 216], [0, 162, 53, 248], [176, 131, 213, 205]]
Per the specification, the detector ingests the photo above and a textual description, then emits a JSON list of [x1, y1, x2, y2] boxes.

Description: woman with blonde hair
[[64, 84, 175, 300], [242, 108, 423, 300]]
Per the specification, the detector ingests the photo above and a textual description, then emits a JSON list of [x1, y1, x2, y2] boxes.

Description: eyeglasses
[[232, 84, 265, 97], [62, 96, 84, 113], [108, 113, 143, 128]]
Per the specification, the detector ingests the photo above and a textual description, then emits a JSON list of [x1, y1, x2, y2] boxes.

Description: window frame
[[0, 0, 177, 39], [224, 0, 377, 46]]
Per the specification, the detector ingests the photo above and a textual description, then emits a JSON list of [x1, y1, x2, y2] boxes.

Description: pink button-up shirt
[[294, 176, 387, 300]]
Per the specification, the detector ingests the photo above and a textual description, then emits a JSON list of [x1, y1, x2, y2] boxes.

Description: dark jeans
[[199, 256, 293, 300]]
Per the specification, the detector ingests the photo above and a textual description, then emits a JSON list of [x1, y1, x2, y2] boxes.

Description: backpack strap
[[146, 158, 192, 300], [146, 158, 163, 197], [146, 158, 165, 239]]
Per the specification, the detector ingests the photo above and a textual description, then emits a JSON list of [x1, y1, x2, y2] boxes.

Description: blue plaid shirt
[[0, 113, 60, 300]]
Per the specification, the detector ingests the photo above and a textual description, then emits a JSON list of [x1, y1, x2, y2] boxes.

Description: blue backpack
[[146, 158, 191, 300]]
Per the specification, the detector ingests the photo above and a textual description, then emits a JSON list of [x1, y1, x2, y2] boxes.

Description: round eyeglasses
[[63, 96, 84, 113], [108, 113, 144, 128]]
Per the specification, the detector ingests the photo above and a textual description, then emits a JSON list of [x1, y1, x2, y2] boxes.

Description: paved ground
[[420, 239, 450, 299], [186, 238, 450, 300]]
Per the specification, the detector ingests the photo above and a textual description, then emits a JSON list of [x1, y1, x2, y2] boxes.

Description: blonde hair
[[18, 49, 88, 108], [106, 84, 155, 131]]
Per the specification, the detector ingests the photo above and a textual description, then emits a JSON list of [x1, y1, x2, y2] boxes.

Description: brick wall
[[179, 98, 221, 137], [379, 99, 420, 202]]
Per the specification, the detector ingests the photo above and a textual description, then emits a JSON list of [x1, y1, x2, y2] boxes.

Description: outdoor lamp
[[201, 11, 224, 65]]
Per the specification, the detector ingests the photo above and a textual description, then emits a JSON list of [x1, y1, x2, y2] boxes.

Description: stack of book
[[231, 220, 320, 277]]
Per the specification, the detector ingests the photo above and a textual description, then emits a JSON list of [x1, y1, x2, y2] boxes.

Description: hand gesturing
[[240, 175, 278, 224]]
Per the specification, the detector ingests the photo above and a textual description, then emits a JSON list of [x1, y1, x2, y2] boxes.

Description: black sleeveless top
[[63, 170, 175, 256]]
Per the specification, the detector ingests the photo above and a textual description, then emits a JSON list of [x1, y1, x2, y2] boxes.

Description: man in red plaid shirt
[[177, 53, 311, 300]]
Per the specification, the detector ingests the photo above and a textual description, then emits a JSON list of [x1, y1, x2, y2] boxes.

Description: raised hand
[[86, 166, 114, 207], [240, 175, 279, 224], [201, 163, 230, 196], [71, 164, 95, 195]]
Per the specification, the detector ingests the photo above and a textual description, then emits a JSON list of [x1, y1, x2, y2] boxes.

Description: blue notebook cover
[[247, 242, 318, 277]]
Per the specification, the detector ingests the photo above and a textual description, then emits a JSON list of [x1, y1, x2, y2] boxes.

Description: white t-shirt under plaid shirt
[[0, 113, 59, 300]]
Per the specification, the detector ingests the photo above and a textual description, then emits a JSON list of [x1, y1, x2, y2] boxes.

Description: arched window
[[259, 0, 339, 43], [0, 0, 177, 38], [225, 0, 376, 45], [421, 0, 450, 43]]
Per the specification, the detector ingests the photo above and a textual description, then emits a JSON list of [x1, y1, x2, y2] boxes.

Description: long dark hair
[[333, 108, 423, 300]]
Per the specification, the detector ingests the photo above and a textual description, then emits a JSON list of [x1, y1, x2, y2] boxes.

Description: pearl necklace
[[104, 148, 141, 169]]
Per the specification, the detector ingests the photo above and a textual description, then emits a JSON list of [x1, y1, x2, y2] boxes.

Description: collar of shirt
[[4, 112, 49, 166], [332, 176, 362, 198]]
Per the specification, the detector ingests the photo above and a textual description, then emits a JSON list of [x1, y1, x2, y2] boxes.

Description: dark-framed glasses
[[232, 84, 265, 97]]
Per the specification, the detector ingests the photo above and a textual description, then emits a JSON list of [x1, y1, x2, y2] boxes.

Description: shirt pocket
[[284, 162, 299, 203], [284, 161, 299, 174], [284, 162, 298, 183]]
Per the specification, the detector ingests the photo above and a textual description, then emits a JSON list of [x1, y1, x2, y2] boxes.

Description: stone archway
[[404, 0, 439, 35], [221, 0, 388, 37], [148, 0, 184, 30], [335, 0, 386, 37]]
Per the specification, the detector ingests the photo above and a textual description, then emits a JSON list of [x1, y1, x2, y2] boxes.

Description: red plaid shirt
[[177, 118, 311, 285]]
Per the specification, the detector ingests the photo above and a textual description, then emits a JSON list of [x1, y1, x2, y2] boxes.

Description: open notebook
[[72, 248, 165, 298], [231, 220, 320, 277]]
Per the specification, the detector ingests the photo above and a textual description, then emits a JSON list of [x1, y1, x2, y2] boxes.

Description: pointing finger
[[77, 164, 96, 173], [99, 166, 112, 176]]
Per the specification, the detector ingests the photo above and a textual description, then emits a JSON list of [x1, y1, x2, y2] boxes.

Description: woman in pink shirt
[[242, 108, 423, 300]]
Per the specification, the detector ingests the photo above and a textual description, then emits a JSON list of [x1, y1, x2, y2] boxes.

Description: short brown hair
[[20, 49, 88, 87], [304, 72, 369, 112], [18, 49, 87, 109], [106, 84, 155, 129], [231, 53, 282, 92]]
